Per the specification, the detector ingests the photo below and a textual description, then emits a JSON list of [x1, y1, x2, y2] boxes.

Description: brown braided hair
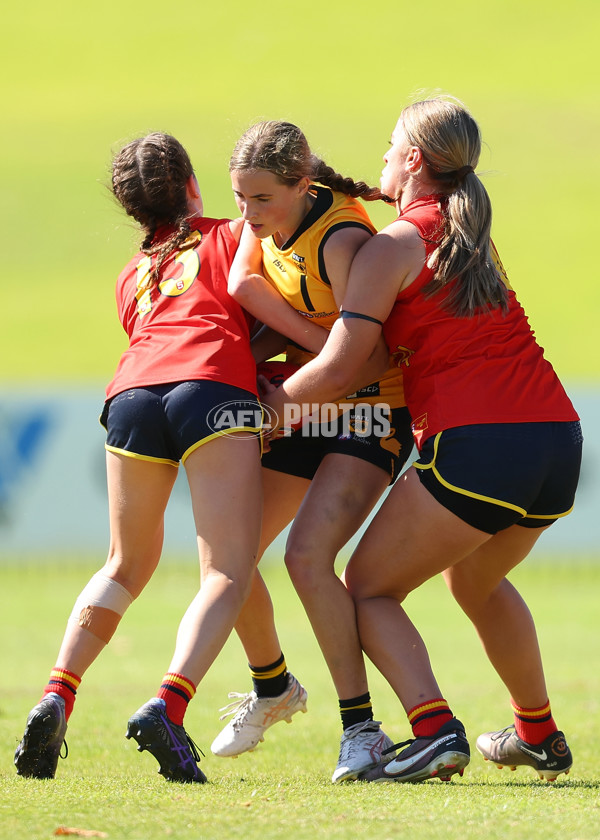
[[400, 97, 508, 317], [111, 133, 194, 287], [229, 120, 384, 201]]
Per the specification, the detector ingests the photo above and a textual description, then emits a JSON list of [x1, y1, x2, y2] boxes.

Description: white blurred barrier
[[0, 386, 598, 559]]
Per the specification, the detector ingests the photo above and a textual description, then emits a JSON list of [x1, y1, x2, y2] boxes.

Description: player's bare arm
[[262, 222, 422, 430], [228, 222, 328, 354]]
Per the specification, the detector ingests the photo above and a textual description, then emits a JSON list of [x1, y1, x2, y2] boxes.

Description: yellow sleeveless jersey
[[260, 185, 405, 409]]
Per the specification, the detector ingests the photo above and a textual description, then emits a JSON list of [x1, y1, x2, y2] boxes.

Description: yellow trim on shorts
[[414, 431, 527, 516], [181, 426, 262, 464], [106, 427, 262, 467], [105, 444, 179, 467], [523, 506, 574, 521], [415, 431, 575, 522]]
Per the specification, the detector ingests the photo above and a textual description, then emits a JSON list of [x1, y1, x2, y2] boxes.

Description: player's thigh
[[105, 450, 178, 591], [184, 433, 263, 576], [443, 522, 550, 609], [287, 453, 390, 564], [259, 467, 311, 557], [345, 467, 491, 601]]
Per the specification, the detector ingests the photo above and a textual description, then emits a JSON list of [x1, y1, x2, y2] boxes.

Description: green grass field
[[1, 3, 598, 838], [1, 558, 599, 839], [1, 0, 598, 385]]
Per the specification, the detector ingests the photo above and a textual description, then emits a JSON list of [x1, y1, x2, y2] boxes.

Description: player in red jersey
[[261, 97, 582, 783], [209, 121, 412, 782], [13, 133, 312, 784]]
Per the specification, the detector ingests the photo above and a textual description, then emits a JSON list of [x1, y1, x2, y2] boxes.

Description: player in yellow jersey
[[209, 121, 413, 782]]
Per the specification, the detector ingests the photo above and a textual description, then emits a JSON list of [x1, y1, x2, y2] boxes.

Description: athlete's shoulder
[[189, 216, 241, 257], [398, 194, 446, 241], [190, 216, 233, 236], [116, 248, 144, 294]]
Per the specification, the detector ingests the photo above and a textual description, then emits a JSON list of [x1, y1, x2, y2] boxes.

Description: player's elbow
[[325, 362, 359, 400], [227, 271, 254, 304]]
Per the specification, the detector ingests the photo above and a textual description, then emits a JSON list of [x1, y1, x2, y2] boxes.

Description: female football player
[[209, 120, 413, 782], [261, 97, 581, 783], [14, 132, 316, 784]]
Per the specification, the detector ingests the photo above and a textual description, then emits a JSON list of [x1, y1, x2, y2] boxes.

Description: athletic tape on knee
[[69, 572, 134, 643]]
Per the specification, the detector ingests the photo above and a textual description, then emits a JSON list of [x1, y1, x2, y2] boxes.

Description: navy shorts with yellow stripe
[[414, 421, 582, 534], [263, 405, 413, 484], [100, 380, 262, 466]]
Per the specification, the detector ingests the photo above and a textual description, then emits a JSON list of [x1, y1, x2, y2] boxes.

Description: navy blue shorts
[[414, 421, 583, 534], [263, 405, 414, 483], [100, 381, 262, 465]]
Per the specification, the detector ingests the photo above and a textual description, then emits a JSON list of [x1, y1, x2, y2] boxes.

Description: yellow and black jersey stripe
[[261, 185, 405, 408]]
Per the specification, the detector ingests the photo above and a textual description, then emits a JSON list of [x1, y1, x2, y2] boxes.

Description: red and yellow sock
[[511, 698, 557, 745], [157, 673, 196, 725], [43, 667, 81, 721], [408, 698, 453, 737]]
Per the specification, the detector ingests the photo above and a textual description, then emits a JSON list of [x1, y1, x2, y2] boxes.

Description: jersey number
[[134, 231, 202, 317]]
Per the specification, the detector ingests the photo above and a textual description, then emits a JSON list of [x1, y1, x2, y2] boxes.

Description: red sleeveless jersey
[[106, 217, 257, 400], [382, 195, 578, 449]]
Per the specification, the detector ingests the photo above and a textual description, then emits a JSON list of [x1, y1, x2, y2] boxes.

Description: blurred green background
[[2, 0, 598, 387]]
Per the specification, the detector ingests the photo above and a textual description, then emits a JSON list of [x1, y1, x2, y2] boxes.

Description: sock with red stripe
[[409, 698, 453, 737], [42, 668, 81, 721], [511, 698, 557, 745], [157, 673, 196, 725]]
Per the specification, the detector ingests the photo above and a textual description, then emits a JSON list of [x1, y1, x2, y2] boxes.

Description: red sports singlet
[[106, 217, 257, 400], [382, 195, 578, 448]]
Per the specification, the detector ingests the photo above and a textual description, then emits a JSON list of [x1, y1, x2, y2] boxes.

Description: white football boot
[[332, 719, 396, 782], [211, 672, 307, 757]]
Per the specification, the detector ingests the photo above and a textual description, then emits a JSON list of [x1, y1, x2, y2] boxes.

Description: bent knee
[[205, 568, 254, 608], [445, 570, 505, 619], [69, 572, 135, 644], [343, 561, 405, 603], [284, 545, 313, 587], [284, 539, 330, 592]]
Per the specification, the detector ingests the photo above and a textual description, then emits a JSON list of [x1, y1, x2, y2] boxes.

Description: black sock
[[339, 692, 374, 730], [250, 653, 288, 698]]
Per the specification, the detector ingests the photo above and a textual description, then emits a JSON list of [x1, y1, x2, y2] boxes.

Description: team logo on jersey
[[346, 383, 381, 399], [302, 310, 337, 319], [411, 413, 429, 448], [391, 344, 414, 368], [412, 414, 428, 433], [291, 252, 305, 266]]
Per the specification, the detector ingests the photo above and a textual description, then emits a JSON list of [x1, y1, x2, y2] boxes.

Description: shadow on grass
[[432, 777, 600, 790]]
